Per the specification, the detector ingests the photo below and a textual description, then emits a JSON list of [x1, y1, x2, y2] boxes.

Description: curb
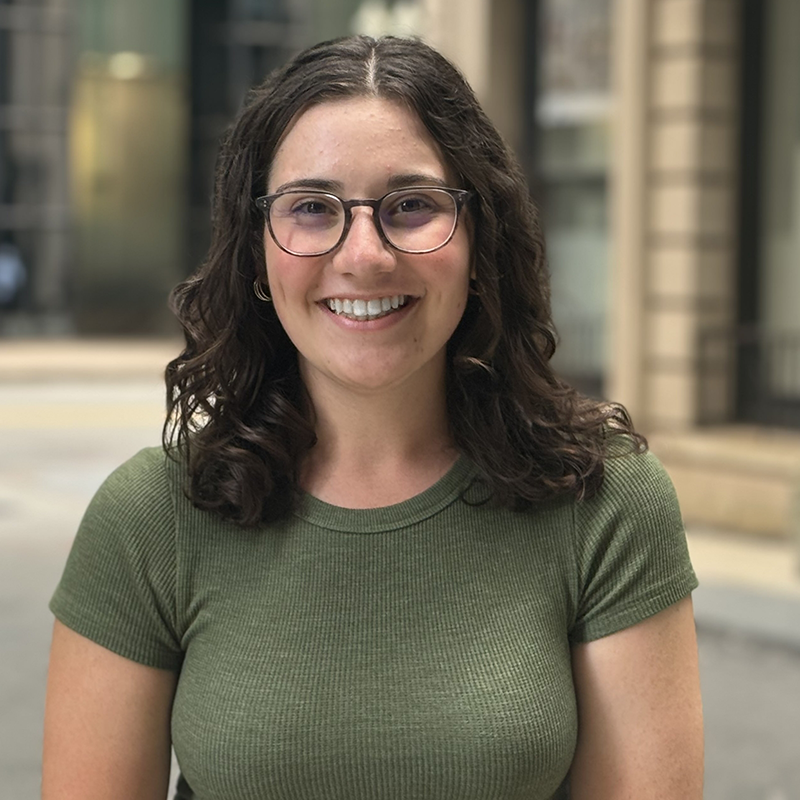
[[0, 339, 181, 382], [693, 582, 800, 652]]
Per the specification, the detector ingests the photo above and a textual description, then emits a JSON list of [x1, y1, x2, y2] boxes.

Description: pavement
[[687, 527, 800, 651]]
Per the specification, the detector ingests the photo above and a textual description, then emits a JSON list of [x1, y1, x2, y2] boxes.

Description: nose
[[331, 207, 396, 275]]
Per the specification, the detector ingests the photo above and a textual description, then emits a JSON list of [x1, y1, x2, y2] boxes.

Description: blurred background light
[[107, 51, 149, 80]]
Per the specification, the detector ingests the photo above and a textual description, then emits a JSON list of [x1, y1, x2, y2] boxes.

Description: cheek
[[449, 293, 469, 335], [263, 236, 282, 281], [264, 244, 315, 301], [444, 251, 472, 331], [262, 263, 306, 340], [445, 247, 472, 305], [437, 267, 471, 334]]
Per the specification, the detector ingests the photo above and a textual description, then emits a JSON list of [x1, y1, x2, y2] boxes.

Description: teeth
[[325, 295, 408, 321]]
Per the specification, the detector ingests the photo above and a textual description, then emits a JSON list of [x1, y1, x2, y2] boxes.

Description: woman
[[43, 35, 703, 799]]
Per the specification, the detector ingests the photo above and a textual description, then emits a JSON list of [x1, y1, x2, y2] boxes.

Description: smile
[[325, 295, 409, 321]]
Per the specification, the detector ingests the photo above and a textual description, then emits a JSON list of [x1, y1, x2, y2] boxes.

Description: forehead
[[268, 96, 452, 192]]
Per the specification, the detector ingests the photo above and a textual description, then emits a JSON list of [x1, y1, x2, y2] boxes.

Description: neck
[[298, 364, 458, 507]]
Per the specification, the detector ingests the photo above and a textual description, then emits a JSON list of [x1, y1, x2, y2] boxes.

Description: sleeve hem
[[568, 569, 699, 644], [50, 598, 184, 672]]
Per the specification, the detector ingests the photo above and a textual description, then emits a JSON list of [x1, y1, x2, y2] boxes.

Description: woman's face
[[262, 96, 472, 399]]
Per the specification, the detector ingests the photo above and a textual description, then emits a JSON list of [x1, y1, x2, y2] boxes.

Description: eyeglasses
[[255, 186, 472, 256]]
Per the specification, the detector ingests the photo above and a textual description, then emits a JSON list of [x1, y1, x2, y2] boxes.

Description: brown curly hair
[[164, 34, 645, 526]]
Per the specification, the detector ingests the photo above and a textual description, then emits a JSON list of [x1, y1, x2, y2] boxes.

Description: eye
[[382, 190, 447, 228], [272, 193, 342, 229], [290, 196, 339, 216], [397, 196, 432, 213], [383, 191, 441, 217], [385, 192, 436, 216]]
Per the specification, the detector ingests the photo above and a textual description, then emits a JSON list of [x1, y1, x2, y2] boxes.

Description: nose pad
[[333, 208, 395, 272]]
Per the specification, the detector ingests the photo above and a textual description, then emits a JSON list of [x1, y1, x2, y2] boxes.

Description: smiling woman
[[261, 96, 472, 411], [43, 35, 703, 800]]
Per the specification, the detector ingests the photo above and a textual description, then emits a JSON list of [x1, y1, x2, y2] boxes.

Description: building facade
[[1, 0, 798, 536], [0, 0, 73, 333], [0, 0, 366, 334], [428, 0, 800, 537]]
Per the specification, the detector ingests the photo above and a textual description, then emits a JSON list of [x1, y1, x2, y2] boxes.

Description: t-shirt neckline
[[293, 456, 477, 533]]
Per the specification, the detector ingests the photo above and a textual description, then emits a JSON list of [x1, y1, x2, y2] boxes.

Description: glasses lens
[[269, 192, 344, 255], [379, 189, 458, 253]]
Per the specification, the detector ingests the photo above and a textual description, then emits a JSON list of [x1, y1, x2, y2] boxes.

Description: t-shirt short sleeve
[[49, 447, 183, 670], [569, 450, 698, 644]]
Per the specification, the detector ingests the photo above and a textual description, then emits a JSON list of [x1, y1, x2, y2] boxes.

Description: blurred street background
[[2, 0, 800, 798]]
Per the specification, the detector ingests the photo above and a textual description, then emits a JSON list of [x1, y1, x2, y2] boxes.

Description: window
[[535, 0, 612, 398], [738, 0, 800, 427]]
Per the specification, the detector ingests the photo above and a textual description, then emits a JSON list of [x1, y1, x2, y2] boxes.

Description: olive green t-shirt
[[50, 447, 697, 800]]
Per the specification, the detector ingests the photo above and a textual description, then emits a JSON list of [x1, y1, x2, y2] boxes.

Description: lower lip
[[320, 298, 417, 330]]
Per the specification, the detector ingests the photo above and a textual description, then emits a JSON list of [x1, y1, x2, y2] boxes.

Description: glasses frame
[[255, 186, 473, 257]]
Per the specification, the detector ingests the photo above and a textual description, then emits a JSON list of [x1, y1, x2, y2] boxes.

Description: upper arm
[[569, 596, 703, 800], [42, 620, 179, 800]]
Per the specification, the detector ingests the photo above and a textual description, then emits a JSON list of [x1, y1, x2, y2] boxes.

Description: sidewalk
[[0, 337, 182, 382], [3, 337, 800, 650], [686, 526, 800, 651]]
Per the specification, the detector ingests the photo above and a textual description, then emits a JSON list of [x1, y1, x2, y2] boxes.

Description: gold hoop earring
[[253, 278, 272, 303]]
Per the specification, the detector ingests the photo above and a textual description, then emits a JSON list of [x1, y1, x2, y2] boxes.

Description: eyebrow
[[272, 173, 450, 196], [386, 173, 449, 190], [272, 178, 343, 194]]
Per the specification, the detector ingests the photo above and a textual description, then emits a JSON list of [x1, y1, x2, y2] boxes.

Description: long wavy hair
[[165, 34, 645, 526]]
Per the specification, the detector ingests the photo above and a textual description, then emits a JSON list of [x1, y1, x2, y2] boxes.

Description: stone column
[[422, 0, 524, 153], [609, 0, 740, 430]]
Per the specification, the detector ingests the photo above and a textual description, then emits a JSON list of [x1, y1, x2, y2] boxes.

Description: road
[[1, 379, 799, 799]]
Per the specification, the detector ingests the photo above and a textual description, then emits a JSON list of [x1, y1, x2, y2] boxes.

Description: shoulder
[[90, 446, 181, 513], [569, 447, 697, 643], [101, 445, 174, 488], [77, 446, 185, 552], [573, 446, 686, 555], [579, 446, 682, 528], [51, 445, 186, 668]]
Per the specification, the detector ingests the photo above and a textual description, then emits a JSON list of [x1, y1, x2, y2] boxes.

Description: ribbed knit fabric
[[50, 447, 697, 800]]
